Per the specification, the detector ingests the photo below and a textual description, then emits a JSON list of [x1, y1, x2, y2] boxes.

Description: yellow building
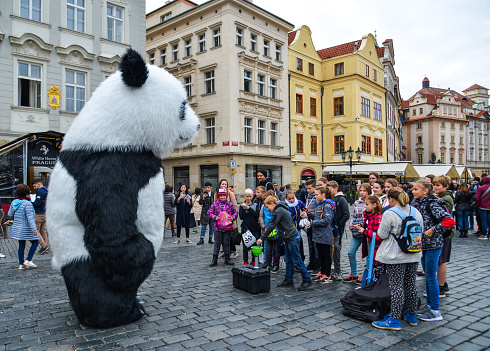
[[288, 26, 387, 187]]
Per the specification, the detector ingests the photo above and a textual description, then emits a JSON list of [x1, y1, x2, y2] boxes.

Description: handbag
[[231, 231, 242, 245]]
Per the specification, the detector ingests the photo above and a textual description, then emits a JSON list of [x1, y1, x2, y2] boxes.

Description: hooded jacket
[[32, 186, 48, 214], [310, 200, 334, 245], [207, 199, 238, 232], [8, 199, 38, 241], [239, 202, 259, 235], [475, 177, 490, 210], [333, 192, 350, 236], [259, 177, 274, 192], [260, 202, 298, 241], [454, 190, 473, 212], [286, 198, 306, 230], [361, 211, 383, 263], [438, 189, 456, 239]]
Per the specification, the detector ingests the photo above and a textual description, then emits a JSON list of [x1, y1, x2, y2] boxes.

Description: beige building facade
[[146, 0, 293, 194]]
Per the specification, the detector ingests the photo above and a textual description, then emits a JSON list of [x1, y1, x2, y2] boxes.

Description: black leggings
[[214, 231, 232, 255], [176, 225, 189, 239], [386, 263, 419, 320], [316, 243, 332, 277]]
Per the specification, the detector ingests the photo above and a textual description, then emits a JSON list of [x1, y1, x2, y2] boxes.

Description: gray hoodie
[[260, 202, 298, 241]]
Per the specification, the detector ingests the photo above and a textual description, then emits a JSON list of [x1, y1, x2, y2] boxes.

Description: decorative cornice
[[10, 15, 51, 29], [10, 33, 53, 61], [56, 45, 95, 69], [98, 54, 121, 74], [99, 37, 131, 49], [58, 27, 95, 40]]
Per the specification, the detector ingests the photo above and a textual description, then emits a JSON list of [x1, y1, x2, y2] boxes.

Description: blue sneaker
[[372, 315, 401, 330], [403, 311, 418, 326]]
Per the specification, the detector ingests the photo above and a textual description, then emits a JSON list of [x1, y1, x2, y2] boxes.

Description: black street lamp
[[341, 146, 362, 205]]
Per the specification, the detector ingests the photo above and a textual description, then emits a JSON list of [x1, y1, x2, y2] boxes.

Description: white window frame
[[275, 45, 281, 61], [149, 53, 155, 65], [161, 12, 171, 22], [67, 0, 85, 32], [65, 69, 86, 112], [17, 61, 42, 108], [198, 34, 205, 52], [245, 118, 253, 143], [204, 70, 215, 94], [172, 44, 178, 61], [185, 39, 192, 57], [213, 28, 221, 47], [244, 70, 252, 93], [160, 48, 166, 65], [270, 78, 277, 99], [20, 0, 42, 21], [205, 117, 215, 144], [263, 40, 270, 57], [251, 33, 257, 52], [107, 3, 124, 43], [184, 76, 191, 98], [236, 27, 243, 46], [271, 122, 277, 146], [257, 74, 265, 96], [258, 120, 265, 145]]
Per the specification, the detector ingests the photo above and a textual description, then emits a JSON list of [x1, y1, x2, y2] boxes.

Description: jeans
[[470, 211, 474, 227], [200, 221, 214, 238], [421, 248, 442, 311], [347, 235, 363, 276], [285, 232, 310, 282], [479, 209, 490, 236], [18, 240, 39, 265], [456, 210, 471, 231]]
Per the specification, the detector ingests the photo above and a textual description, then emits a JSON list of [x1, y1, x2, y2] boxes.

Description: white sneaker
[[24, 260, 37, 268], [418, 308, 443, 321], [231, 252, 239, 259], [0, 253, 6, 258]]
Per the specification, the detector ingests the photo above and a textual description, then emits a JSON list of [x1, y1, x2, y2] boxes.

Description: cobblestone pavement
[[1, 227, 490, 351]]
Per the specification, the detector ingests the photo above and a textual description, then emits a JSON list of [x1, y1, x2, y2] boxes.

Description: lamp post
[[341, 146, 362, 205]]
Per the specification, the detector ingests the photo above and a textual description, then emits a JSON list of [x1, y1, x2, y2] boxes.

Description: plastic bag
[[242, 230, 256, 248]]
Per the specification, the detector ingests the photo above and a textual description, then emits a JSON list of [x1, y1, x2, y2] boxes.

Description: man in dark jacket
[[475, 176, 490, 239], [198, 182, 214, 244], [257, 169, 273, 192], [32, 179, 49, 254], [327, 181, 350, 281]]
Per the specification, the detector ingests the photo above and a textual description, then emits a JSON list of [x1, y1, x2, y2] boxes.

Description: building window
[[250, 34, 257, 52], [451, 135, 455, 144], [334, 97, 344, 116], [204, 71, 215, 94], [149, 53, 155, 65], [244, 118, 252, 143], [311, 136, 317, 155], [459, 153, 463, 165], [296, 134, 304, 153], [296, 94, 303, 114], [236, 27, 243, 46], [65, 69, 85, 112], [271, 122, 277, 146], [270, 79, 277, 99], [460, 136, 463, 144], [18, 62, 41, 108], [213, 28, 221, 47], [374, 102, 382, 121], [263, 40, 270, 57], [419, 107, 423, 115], [450, 152, 455, 164], [334, 135, 345, 154], [21, 0, 41, 21], [460, 124, 464, 131], [198, 34, 205, 52], [244, 70, 252, 93], [441, 135, 445, 142], [160, 48, 166, 65], [451, 122, 455, 129], [310, 97, 317, 117], [362, 135, 371, 154], [441, 121, 445, 128], [161, 12, 171, 22], [107, 3, 124, 43], [417, 136, 422, 143], [441, 152, 445, 163], [417, 122, 422, 129], [412, 109, 416, 116], [365, 64, 369, 77], [172, 44, 178, 61], [335, 62, 344, 76], [448, 108, 452, 115], [417, 154, 423, 164], [309, 63, 314, 75], [373, 69, 377, 81], [205, 117, 215, 144], [67, 0, 85, 32], [258, 120, 265, 145], [296, 58, 303, 71], [184, 76, 191, 97], [275, 45, 281, 61], [361, 97, 371, 117], [184, 39, 191, 57], [257, 75, 265, 96], [454, 108, 457, 115], [444, 107, 447, 114], [374, 138, 382, 156]]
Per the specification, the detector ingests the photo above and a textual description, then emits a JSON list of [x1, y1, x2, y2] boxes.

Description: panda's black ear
[[119, 49, 149, 88]]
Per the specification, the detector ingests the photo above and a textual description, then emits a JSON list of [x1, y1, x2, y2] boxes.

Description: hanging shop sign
[[28, 139, 60, 167]]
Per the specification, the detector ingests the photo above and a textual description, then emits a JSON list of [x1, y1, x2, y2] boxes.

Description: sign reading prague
[[28, 139, 60, 167]]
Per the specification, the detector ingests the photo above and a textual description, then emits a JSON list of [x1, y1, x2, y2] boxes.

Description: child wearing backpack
[[412, 180, 455, 322], [372, 187, 423, 330], [352, 195, 384, 282]]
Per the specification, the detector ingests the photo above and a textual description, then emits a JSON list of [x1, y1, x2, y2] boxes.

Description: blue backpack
[[388, 206, 422, 253]]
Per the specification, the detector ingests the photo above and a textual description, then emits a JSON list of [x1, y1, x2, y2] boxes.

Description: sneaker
[[271, 266, 279, 274], [311, 269, 320, 276], [372, 315, 401, 330], [174, 240, 180, 244], [443, 283, 450, 295], [0, 253, 6, 258], [343, 274, 358, 283], [312, 272, 323, 281], [423, 291, 446, 298], [243, 261, 249, 265], [39, 246, 50, 255], [297, 280, 313, 291], [277, 279, 294, 287], [417, 308, 443, 322], [354, 276, 363, 285], [332, 272, 343, 281], [478, 235, 489, 240], [18, 264, 25, 270], [218, 252, 225, 258], [417, 270, 425, 276], [231, 252, 239, 259], [403, 311, 418, 326], [317, 275, 332, 284], [23, 260, 37, 268], [186, 239, 192, 244]]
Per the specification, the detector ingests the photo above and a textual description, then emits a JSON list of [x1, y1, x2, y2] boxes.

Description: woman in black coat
[[454, 182, 473, 238], [174, 184, 193, 244]]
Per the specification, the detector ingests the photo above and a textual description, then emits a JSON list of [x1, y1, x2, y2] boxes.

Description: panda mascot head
[[46, 49, 199, 328]]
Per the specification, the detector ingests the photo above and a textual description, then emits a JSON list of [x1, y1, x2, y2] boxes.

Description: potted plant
[[4, 220, 12, 239]]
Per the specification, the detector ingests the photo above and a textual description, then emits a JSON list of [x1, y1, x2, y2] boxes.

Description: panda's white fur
[[46, 49, 199, 328]]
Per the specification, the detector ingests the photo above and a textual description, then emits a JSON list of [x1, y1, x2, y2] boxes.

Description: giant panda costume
[[46, 49, 200, 328]]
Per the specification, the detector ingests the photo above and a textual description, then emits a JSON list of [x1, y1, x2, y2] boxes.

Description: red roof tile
[[463, 84, 488, 92], [422, 77, 429, 82], [401, 100, 409, 109], [408, 88, 474, 106], [288, 31, 296, 45], [376, 47, 384, 58], [382, 39, 392, 44], [317, 40, 361, 60]]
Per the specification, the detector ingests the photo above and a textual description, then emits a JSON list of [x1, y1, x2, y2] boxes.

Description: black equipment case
[[232, 265, 270, 294]]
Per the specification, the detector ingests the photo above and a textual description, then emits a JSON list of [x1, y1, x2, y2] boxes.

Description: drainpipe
[[288, 73, 291, 158], [321, 86, 325, 172]]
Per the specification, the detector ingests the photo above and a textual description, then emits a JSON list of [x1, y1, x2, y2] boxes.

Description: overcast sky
[[146, 0, 490, 100]]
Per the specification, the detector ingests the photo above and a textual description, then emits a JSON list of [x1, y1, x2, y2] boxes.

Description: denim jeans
[[347, 235, 363, 276], [285, 232, 310, 282], [456, 210, 471, 231], [18, 240, 39, 265], [479, 209, 490, 236], [200, 220, 214, 238], [421, 247, 442, 311]]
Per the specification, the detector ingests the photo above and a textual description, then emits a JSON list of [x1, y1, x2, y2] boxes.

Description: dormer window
[[161, 12, 172, 22]]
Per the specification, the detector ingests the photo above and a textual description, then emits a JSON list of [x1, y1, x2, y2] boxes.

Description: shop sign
[[28, 139, 60, 167], [301, 169, 315, 177], [223, 141, 230, 146]]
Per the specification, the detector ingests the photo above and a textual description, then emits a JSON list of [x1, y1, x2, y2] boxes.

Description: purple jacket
[[207, 199, 238, 232]]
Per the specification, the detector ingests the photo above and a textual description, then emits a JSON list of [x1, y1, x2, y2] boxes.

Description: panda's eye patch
[[179, 101, 186, 120]]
